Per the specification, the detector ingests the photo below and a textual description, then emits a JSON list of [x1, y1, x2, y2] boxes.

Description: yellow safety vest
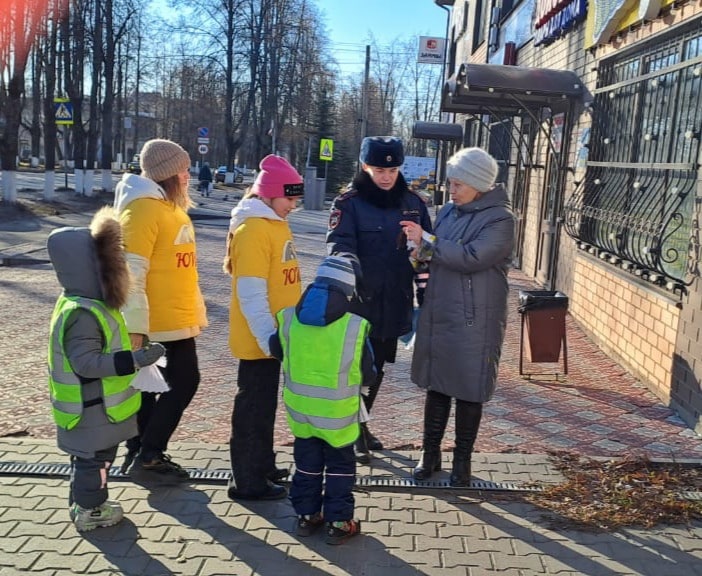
[[277, 307, 369, 448], [48, 296, 141, 430]]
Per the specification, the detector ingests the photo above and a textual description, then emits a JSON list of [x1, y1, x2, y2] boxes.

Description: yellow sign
[[585, 0, 673, 47], [319, 138, 334, 162]]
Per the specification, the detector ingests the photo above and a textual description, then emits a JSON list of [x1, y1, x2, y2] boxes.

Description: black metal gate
[[564, 18, 702, 289]]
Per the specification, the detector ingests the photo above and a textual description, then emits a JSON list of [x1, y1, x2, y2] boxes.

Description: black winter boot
[[361, 368, 385, 451], [364, 369, 384, 412], [413, 391, 451, 481], [360, 422, 383, 451], [450, 400, 482, 487], [356, 363, 387, 463], [354, 430, 371, 465]]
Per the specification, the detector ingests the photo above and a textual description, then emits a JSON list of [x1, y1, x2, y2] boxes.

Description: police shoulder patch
[[329, 209, 342, 230]]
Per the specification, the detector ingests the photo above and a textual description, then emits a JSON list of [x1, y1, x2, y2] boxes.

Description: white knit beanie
[[446, 147, 499, 193]]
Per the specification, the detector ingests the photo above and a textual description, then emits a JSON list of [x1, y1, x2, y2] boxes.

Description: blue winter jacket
[[326, 172, 432, 340]]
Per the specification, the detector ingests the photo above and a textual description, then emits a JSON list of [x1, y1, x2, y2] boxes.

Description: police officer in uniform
[[326, 136, 432, 463]]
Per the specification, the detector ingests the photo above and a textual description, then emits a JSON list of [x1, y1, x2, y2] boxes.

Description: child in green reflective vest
[[47, 207, 165, 532], [270, 256, 376, 545]]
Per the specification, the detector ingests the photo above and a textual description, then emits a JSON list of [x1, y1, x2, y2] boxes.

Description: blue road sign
[[54, 99, 73, 125], [198, 127, 209, 138]]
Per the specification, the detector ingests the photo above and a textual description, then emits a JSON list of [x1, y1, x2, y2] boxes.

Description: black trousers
[[127, 338, 200, 461], [229, 358, 281, 495], [70, 445, 119, 509], [363, 337, 397, 412], [290, 437, 355, 522]]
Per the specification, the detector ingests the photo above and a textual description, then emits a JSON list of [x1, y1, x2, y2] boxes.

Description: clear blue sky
[[314, 0, 449, 75]]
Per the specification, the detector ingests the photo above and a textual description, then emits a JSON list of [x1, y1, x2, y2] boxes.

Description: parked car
[[214, 166, 244, 184], [127, 154, 141, 174]]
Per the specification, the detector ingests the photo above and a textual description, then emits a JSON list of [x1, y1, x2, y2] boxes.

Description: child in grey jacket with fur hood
[[47, 207, 165, 532]]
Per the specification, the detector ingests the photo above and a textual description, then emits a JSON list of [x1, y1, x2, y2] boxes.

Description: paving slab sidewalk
[[2, 189, 702, 575], [1, 439, 701, 576]]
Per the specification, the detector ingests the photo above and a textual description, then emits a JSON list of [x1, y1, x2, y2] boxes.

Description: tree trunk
[[100, 0, 115, 193], [42, 1, 59, 201], [85, 0, 103, 197], [65, 0, 87, 194]]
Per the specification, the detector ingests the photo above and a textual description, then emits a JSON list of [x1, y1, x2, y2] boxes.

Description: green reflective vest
[[48, 295, 141, 430], [277, 307, 369, 448]]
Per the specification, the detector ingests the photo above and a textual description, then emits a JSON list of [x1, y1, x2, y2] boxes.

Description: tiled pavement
[[1, 438, 702, 576], [1, 186, 702, 575], [2, 189, 701, 459]]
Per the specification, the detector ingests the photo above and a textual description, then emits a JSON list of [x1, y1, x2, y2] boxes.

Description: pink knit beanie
[[251, 155, 304, 199]]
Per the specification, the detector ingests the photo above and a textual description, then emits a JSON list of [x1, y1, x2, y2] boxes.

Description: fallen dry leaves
[[526, 451, 702, 531]]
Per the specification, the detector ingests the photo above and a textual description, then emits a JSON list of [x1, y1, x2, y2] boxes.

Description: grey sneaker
[[71, 502, 124, 532]]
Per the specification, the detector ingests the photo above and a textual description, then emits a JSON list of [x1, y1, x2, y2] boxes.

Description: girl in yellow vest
[[270, 256, 376, 544], [223, 155, 304, 500], [47, 207, 165, 532], [114, 139, 208, 483]]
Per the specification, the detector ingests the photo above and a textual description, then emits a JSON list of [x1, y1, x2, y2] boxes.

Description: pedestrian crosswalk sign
[[319, 138, 333, 162], [54, 98, 73, 125]]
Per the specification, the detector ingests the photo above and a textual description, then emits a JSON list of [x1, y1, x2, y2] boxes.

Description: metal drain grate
[[0, 462, 232, 483], [0, 461, 544, 492], [357, 476, 544, 491]]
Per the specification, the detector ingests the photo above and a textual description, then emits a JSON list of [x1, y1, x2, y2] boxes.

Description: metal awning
[[442, 63, 587, 115], [412, 121, 463, 141]]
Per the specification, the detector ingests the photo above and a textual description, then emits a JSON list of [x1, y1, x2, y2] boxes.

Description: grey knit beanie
[[446, 147, 498, 193], [140, 139, 191, 183]]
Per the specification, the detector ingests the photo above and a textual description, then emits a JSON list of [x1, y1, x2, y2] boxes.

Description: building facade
[[437, 0, 702, 432]]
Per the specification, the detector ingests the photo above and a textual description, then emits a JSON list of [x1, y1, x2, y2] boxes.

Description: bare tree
[[63, 0, 90, 194], [41, 0, 61, 200], [27, 35, 44, 165], [1, 0, 435, 208], [369, 36, 410, 135], [0, 0, 68, 203]]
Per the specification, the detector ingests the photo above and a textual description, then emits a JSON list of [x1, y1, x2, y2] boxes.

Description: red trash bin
[[518, 290, 568, 375]]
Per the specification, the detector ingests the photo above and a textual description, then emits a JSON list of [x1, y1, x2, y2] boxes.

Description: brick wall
[[506, 18, 688, 413], [673, 274, 702, 434], [571, 256, 679, 403], [449, 2, 702, 427], [587, 9, 702, 432]]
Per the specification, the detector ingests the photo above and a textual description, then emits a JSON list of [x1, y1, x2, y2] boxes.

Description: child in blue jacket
[[270, 256, 376, 545]]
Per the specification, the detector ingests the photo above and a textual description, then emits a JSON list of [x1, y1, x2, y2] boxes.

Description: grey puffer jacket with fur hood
[[47, 207, 139, 459]]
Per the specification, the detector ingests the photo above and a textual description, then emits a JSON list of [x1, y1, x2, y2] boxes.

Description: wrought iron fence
[[564, 19, 702, 288]]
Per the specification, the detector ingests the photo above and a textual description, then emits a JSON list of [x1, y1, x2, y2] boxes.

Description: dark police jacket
[[326, 171, 432, 340]]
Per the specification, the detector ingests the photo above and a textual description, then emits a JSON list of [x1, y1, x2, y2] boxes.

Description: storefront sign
[[534, 0, 587, 46], [417, 36, 446, 64]]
